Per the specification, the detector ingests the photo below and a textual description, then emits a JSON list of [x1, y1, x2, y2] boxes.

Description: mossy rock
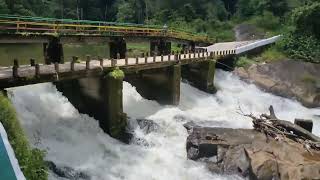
[[106, 67, 125, 80]]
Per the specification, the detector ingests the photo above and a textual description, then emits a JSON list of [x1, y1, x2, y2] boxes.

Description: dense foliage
[[0, 92, 47, 180], [0, 0, 318, 59], [280, 2, 320, 62], [0, 0, 304, 40]]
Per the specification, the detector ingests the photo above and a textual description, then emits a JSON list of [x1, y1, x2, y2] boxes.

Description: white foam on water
[[7, 70, 320, 180]]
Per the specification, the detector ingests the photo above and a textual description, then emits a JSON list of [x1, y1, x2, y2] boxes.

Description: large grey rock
[[234, 60, 320, 107], [47, 161, 90, 180], [186, 126, 320, 180]]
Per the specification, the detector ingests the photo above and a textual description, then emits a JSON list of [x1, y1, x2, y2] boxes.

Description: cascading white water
[[7, 70, 320, 180]]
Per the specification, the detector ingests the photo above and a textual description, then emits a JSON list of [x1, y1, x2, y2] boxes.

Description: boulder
[[186, 126, 320, 179], [136, 119, 161, 134], [234, 60, 320, 108], [294, 119, 313, 133], [46, 161, 90, 180]]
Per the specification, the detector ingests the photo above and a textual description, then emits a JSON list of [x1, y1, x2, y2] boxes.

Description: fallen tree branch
[[241, 105, 320, 151]]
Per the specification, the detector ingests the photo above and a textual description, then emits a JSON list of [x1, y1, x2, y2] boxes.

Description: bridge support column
[[110, 38, 127, 59], [45, 38, 64, 64], [150, 39, 171, 55], [182, 60, 217, 93], [126, 64, 181, 105], [55, 69, 128, 141]]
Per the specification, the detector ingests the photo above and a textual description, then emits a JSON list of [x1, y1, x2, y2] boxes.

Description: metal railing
[[0, 14, 211, 43]]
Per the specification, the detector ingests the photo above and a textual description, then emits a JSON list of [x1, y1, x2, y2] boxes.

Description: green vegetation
[[301, 74, 318, 85], [236, 56, 254, 68], [0, 0, 316, 42], [280, 2, 320, 63], [0, 92, 47, 180], [236, 45, 287, 68], [108, 67, 125, 79]]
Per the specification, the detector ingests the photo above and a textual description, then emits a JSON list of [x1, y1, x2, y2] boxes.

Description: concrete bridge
[[0, 14, 281, 140]]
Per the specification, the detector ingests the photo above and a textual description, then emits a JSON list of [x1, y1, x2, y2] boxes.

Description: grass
[[127, 42, 150, 57], [235, 56, 254, 68], [235, 45, 287, 69], [301, 74, 318, 85], [256, 46, 287, 63], [0, 92, 48, 180]]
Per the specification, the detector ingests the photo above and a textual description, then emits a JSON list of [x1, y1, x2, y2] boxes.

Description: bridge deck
[[0, 52, 226, 89]]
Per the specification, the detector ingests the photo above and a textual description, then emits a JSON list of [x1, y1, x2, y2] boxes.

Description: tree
[[0, 0, 9, 14], [116, 0, 136, 22]]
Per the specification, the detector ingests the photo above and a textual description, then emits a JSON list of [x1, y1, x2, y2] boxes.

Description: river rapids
[[7, 70, 320, 180]]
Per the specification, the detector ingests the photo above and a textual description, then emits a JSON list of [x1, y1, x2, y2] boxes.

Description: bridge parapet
[[0, 49, 235, 89]]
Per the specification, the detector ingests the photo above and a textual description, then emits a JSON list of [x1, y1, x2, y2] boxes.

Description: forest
[[0, 0, 319, 61]]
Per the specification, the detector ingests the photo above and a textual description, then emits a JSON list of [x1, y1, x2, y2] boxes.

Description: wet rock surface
[[128, 118, 161, 147], [47, 161, 90, 180], [234, 60, 320, 107], [186, 124, 320, 180]]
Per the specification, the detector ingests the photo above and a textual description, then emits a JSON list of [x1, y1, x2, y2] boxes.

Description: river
[[7, 70, 320, 180]]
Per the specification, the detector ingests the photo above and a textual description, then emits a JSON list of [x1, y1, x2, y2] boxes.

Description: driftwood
[[239, 105, 320, 151]]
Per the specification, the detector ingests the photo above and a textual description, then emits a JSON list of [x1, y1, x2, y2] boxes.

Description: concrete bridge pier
[[110, 38, 127, 59], [150, 39, 171, 55], [55, 69, 128, 141], [44, 37, 64, 64], [125, 64, 181, 105], [182, 60, 217, 93]]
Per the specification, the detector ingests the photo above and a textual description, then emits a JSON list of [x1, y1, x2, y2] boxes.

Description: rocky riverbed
[[185, 122, 320, 180], [234, 60, 320, 108]]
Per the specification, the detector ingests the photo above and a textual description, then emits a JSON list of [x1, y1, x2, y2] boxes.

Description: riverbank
[[234, 59, 320, 108]]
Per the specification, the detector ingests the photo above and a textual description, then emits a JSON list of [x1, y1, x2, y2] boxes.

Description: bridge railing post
[[35, 64, 40, 78], [12, 60, 18, 78], [174, 52, 178, 61], [98, 56, 104, 67], [86, 55, 91, 70], [30, 59, 35, 66], [71, 59, 75, 71], [125, 52, 128, 65], [144, 53, 148, 64], [54, 62, 59, 73], [13, 59, 19, 68], [153, 52, 156, 63]]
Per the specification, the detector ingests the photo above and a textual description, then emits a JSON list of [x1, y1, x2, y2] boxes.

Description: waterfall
[[7, 70, 320, 180]]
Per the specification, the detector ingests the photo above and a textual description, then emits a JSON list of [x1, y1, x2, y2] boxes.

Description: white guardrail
[[0, 123, 26, 180], [235, 35, 282, 54]]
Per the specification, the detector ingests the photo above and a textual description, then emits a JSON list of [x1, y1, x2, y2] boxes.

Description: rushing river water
[[7, 70, 320, 180]]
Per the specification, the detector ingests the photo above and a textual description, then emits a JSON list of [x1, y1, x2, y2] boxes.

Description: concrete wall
[[182, 60, 216, 93], [125, 65, 181, 105]]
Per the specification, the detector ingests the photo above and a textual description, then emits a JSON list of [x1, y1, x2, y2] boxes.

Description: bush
[[235, 56, 254, 68], [281, 33, 320, 63], [249, 11, 281, 31], [259, 46, 286, 62], [0, 92, 47, 180]]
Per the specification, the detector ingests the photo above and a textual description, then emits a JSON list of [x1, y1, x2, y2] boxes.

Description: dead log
[[244, 105, 320, 150], [270, 119, 320, 142]]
